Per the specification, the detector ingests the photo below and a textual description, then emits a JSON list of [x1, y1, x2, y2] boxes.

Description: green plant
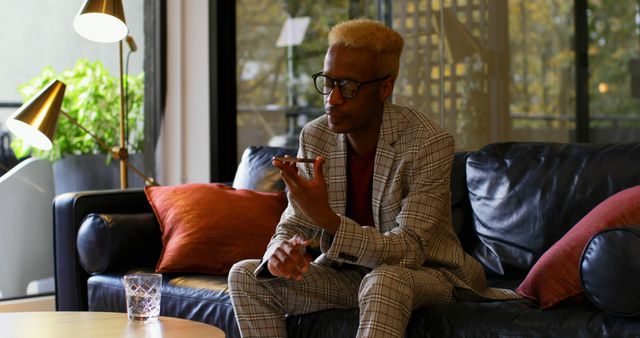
[[11, 59, 144, 161]]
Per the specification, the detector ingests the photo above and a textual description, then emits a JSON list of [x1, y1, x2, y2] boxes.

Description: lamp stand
[[118, 39, 128, 189]]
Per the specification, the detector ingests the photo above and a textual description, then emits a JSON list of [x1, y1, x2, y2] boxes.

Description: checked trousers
[[228, 259, 456, 338]]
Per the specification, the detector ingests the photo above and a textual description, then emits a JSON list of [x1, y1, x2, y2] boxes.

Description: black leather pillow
[[466, 142, 640, 277], [77, 213, 161, 274], [580, 225, 640, 317], [232, 146, 296, 192]]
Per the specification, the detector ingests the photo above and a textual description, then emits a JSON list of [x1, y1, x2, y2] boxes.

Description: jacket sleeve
[[253, 132, 323, 276], [321, 130, 454, 270]]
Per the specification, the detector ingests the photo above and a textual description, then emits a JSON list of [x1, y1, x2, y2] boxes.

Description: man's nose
[[327, 84, 345, 105]]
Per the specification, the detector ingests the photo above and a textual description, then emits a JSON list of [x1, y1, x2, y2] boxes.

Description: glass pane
[[588, 0, 640, 142], [0, 1, 144, 122], [0, 0, 144, 300], [236, 0, 581, 155], [394, 0, 576, 150], [508, 1, 576, 144], [236, 0, 381, 160]]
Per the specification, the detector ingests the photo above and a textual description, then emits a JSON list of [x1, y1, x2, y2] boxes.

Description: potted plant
[[11, 59, 145, 193]]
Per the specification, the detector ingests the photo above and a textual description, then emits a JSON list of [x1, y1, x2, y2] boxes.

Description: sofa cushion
[[233, 146, 297, 192], [516, 185, 640, 308], [145, 183, 287, 275], [580, 224, 640, 317], [466, 142, 640, 277]]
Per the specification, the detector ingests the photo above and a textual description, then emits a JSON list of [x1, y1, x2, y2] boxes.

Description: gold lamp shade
[[6, 80, 66, 151], [73, 0, 127, 43], [433, 8, 484, 63]]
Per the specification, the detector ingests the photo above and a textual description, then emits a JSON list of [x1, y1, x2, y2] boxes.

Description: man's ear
[[378, 77, 394, 102]]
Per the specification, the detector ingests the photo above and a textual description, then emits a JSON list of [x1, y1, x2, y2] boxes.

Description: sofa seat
[[287, 303, 640, 338], [86, 272, 640, 338]]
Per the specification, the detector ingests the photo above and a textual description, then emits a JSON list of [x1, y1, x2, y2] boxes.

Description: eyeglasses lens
[[339, 80, 358, 98], [319, 76, 332, 94], [314, 75, 359, 99]]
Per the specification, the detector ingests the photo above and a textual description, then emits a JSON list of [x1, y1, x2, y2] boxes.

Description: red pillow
[[516, 185, 640, 308], [145, 183, 286, 275]]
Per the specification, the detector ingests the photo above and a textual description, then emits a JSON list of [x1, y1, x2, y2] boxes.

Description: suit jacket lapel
[[327, 133, 347, 216], [372, 103, 400, 230]]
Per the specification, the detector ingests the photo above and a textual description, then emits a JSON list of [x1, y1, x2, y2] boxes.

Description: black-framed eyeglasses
[[312, 72, 389, 99]]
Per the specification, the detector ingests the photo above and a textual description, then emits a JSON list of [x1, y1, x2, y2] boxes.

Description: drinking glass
[[123, 273, 162, 322]]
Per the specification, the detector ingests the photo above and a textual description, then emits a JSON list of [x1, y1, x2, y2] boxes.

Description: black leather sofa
[[54, 142, 640, 337]]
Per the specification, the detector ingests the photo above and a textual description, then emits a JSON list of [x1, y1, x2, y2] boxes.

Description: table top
[[0, 311, 225, 338]]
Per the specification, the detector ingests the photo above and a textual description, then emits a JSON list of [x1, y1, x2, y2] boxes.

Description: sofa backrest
[[235, 142, 640, 280], [463, 142, 640, 278]]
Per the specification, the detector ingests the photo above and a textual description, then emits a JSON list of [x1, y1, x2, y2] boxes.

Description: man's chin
[[327, 115, 349, 133], [327, 122, 349, 134]]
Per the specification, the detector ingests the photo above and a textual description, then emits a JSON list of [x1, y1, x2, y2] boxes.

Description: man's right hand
[[267, 235, 311, 280]]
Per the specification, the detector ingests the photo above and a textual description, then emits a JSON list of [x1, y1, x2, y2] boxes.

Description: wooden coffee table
[[0, 311, 225, 338]]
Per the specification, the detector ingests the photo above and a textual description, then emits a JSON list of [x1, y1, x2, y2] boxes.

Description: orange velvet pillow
[[145, 183, 286, 275], [516, 185, 640, 308]]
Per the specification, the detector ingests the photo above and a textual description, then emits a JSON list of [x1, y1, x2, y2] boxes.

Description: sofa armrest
[[77, 213, 161, 275], [53, 188, 153, 311], [580, 224, 640, 317]]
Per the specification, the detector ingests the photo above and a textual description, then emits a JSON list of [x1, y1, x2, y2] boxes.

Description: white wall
[[158, 0, 210, 185]]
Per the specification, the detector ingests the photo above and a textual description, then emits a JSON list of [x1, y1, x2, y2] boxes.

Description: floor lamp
[[5, 79, 157, 187], [73, 0, 133, 189]]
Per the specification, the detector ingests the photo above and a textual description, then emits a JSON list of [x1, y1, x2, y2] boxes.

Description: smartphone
[[273, 156, 315, 163]]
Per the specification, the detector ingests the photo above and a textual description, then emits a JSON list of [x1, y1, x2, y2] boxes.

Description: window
[[0, 1, 145, 300], [588, 0, 640, 142], [235, 1, 364, 160], [234, 0, 638, 159]]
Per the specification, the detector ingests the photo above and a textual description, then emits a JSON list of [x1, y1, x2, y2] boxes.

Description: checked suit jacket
[[257, 102, 518, 301]]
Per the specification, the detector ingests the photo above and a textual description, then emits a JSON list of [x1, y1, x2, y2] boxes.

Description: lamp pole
[[118, 39, 128, 189], [73, 0, 131, 189]]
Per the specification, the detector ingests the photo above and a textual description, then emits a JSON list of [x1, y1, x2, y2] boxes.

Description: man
[[228, 18, 517, 338]]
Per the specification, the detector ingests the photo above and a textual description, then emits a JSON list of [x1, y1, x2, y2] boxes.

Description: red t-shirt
[[346, 146, 376, 228]]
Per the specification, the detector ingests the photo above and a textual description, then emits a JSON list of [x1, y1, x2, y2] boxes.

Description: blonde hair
[[328, 18, 404, 78]]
